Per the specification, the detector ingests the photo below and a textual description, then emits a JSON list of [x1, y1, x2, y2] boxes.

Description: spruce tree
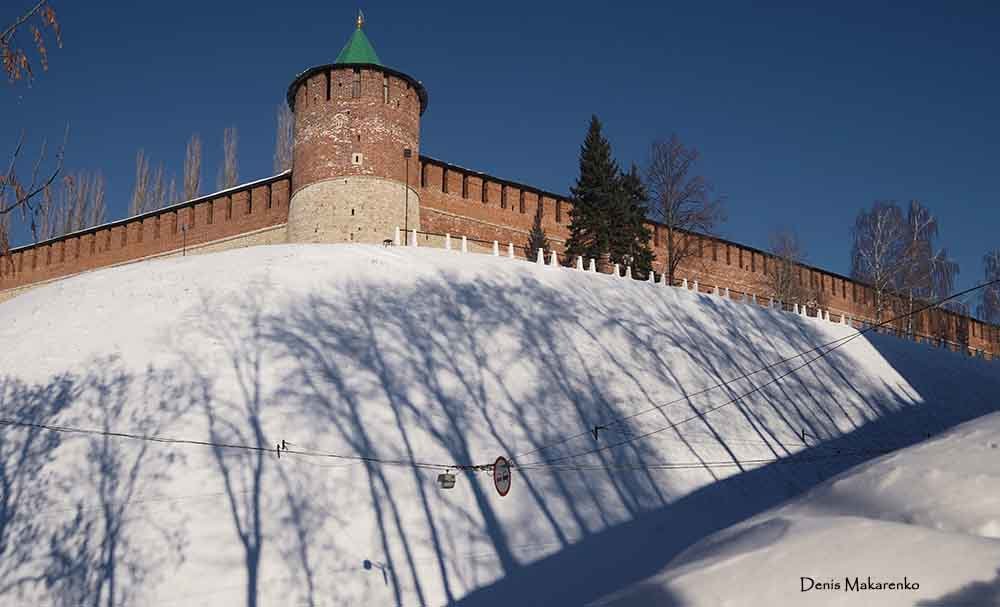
[[566, 115, 619, 264], [525, 202, 550, 260], [610, 164, 655, 277]]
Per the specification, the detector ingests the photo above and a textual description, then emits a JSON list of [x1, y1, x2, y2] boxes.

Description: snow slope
[[0, 244, 998, 606], [592, 412, 1000, 607]]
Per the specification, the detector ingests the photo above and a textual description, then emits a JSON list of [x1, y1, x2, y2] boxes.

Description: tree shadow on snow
[[0, 357, 191, 607], [916, 568, 1000, 607], [10, 257, 997, 607], [238, 265, 1000, 606]]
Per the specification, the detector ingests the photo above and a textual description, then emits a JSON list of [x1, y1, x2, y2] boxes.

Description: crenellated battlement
[[1, 16, 996, 358]]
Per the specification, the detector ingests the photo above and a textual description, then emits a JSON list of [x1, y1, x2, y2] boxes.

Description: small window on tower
[[383, 76, 389, 104], [352, 68, 361, 98], [352, 153, 363, 166]]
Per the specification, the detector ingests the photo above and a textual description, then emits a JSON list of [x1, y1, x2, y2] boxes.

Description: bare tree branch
[[183, 134, 201, 201], [765, 228, 823, 308], [1, 126, 66, 255], [2, 1, 60, 83], [34, 170, 106, 241], [850, 200, 909, 323], [274, 104, 292, 174], [646, 134, 725, 285], [979, 250, 1000, 324], [129, 150, 150, 216], [218, 127, 238, 190], [896, 200, 959, 335], [0, 4, 63, 260]]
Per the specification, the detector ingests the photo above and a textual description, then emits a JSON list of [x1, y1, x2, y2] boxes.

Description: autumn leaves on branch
[[1, 1, 63, 257]]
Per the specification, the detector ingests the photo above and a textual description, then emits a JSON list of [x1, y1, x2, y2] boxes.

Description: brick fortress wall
[[0, 156, 995, 357], [287, 64, 423, 244], [0, 174, 290, 303], [417, 156, 999, 357]]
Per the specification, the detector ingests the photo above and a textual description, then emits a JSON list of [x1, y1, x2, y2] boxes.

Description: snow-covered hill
[[1, 244, 998, 606], [592, 411, 1000, 607]]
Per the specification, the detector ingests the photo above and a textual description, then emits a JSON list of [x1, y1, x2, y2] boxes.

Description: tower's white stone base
[[287, 176, 420, 244]]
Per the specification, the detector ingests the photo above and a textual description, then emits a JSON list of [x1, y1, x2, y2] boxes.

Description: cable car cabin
[[437, 472, 456, 489]]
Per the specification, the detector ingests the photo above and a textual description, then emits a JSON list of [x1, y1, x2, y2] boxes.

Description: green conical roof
[[335, 13, 382, 65]]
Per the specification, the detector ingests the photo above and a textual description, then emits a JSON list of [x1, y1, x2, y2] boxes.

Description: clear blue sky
[[5, 1, 998, 297]]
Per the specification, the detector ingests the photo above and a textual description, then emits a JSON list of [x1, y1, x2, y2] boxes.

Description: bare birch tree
[[274, 104, 293, 173], [979, 250, 1000, 324], [646, 134, 725, 286], [2, 131, 65, 250], [149, 163, 176, 210], [183, 134, 201, 201], [850, 200, 908, 322], [765, 229, 822, 308], [218, 127, 238, 190], [129, 150, 151, 216], [35, 170, 105, 240], [898, 200, 959, 335], [132, 151, 178, 215]]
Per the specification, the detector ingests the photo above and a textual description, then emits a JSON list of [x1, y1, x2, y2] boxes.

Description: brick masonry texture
[[1, 54, 996, 357], [416, 157, 999, 357], [288, 176, 419, 244], [288, 64, 422, 245], [291, 66, 420, 198], [0, 175, 290, 297]]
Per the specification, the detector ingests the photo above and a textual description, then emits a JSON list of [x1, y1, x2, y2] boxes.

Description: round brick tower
[[285, 13, 427, 244]]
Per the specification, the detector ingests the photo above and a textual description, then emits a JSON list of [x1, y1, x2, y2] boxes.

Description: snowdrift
[[0, 244, 997, 606], [592, 411, 1000, 607]]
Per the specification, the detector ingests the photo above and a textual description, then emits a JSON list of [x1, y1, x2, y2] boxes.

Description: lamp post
[[181, 224, 187, 256], [403, 148, 412, 242]]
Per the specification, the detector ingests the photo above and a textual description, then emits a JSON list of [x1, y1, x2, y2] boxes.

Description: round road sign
[[493, 456, 511, 497]]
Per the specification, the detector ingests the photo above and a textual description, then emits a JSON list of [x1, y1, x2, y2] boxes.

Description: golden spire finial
[[357, 10, 364, 29]]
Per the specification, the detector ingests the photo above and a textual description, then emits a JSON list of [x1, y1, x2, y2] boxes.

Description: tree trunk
[[246, 548, 260, 607], [666, 227, 675, 286], [107, 538, 116, 607]]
